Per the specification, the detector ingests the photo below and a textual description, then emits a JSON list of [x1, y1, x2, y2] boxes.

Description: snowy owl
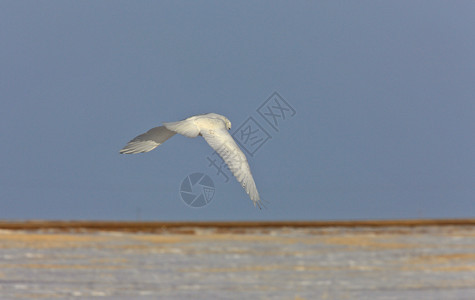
[[120, 113, 262, 208]]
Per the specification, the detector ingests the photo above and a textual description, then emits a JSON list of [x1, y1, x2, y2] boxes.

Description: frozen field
[[0, 225, 474, 299]]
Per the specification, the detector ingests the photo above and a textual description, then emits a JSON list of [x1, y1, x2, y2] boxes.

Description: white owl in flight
[[120, 113, 262, 208]]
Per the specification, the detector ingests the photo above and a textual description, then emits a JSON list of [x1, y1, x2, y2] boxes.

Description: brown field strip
[[0, 219, 474, 233]]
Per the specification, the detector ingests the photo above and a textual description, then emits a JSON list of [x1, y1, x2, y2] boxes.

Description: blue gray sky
[[1, 1, 474, 221]]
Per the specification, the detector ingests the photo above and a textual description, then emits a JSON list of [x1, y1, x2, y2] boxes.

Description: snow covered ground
[[0, 226, 474, 299]]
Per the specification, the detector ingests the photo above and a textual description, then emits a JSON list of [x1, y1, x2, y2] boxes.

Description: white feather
[[200, 127, 261, 205], [120, 113, 262, 208], [163, 118, 200, 138], [119, 126, 176, 154]]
